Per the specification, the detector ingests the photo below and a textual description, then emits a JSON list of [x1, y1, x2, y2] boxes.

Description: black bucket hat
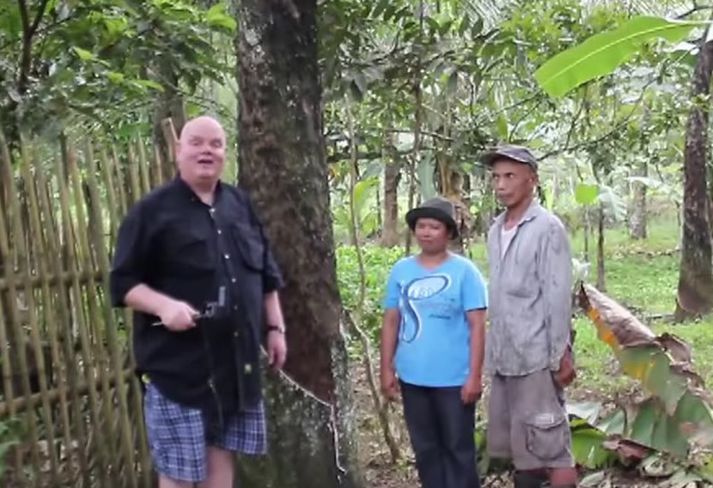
[[481, 144, 538, 171], [405, 196, 458, 238]]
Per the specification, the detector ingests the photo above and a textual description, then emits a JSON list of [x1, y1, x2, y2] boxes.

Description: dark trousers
[[400, 381, 480, 488]]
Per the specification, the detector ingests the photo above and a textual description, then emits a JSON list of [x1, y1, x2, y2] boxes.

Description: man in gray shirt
[[482, 146, 577, 488]]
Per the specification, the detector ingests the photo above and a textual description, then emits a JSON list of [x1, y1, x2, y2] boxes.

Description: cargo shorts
[[486, 368, 574, 470]]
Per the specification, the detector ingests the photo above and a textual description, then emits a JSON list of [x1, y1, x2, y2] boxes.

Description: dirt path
[[351, 361, 669, 488]]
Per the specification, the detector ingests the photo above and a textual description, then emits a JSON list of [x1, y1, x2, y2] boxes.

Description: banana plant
[[578, 283, 713, 460]]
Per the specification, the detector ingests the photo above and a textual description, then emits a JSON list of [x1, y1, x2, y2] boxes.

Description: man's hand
[[158, 300, 199, 331], [266, 330, 287, 370], [380, 366, 400, 402], [553, 347, 576, 388], [460, 374, 483, 405]]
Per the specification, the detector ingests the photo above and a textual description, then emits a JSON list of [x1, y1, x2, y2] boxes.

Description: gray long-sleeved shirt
[[485, 201, 572, 377]]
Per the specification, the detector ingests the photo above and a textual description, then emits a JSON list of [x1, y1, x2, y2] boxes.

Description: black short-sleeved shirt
[[110, 177, 283, 417]]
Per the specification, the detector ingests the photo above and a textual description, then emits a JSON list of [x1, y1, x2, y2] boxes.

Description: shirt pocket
[[505, 244, 538, 298], [164, 229, 216, 276], [230, 222, 264, 272]]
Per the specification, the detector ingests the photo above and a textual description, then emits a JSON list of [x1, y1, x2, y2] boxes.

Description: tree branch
[[16, 0, 50, 95], [29, 0, 50, 38], [676, 4, 713, 20]]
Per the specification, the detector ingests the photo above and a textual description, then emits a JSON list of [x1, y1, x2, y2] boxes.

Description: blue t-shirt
[[383, 254, 488, 387]]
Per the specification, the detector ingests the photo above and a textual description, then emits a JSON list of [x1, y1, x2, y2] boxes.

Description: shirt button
[[234, 331, 239, 338], [217, 229, 222, 235], [244, 364, 252, 374], [231, 278, 236, 283], [224, 254, 230, 259], [233, 306, 238, 311]]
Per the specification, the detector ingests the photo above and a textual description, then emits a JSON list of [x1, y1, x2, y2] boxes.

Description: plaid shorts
[[144, 383, 267, 482]]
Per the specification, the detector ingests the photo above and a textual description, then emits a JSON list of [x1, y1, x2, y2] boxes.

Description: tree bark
[[676, 36, 713, 320], [152, 58, 185, 180], [381, 136, 401, 247], [596, 204, 606, 292], [629, 159, 647, 240], [236, 1, 363, 486]]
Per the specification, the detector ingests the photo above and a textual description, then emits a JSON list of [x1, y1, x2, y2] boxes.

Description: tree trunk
[[596, 204, 606, 292], [381, 144, 401, 247], [583, 207, 590, 262], [676, 36, 713, 320], [236, 1, 363, 487], [152, 58, 185, 181], [629, 159, 647, 240]]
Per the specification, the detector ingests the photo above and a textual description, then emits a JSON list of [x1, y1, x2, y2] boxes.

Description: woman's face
[[414, 218, 450, 253]]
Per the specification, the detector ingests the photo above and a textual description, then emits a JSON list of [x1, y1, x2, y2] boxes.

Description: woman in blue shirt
[[380, 196, 488, 488]]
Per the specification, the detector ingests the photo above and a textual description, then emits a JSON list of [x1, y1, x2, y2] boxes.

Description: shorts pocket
[[524, 412, 568, 460]]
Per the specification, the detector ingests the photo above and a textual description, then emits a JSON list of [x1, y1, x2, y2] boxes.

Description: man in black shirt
[[110, 115, 287, 488]]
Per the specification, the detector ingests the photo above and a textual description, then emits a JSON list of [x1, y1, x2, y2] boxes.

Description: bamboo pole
[[35, 166, 91, 486], [83, 140, 138, 488], [99, 142, 153, 487], [110, 145, 129, 219], [126, 144, 142, 208], [18, 139, 65, 485], [68, 141, 120, 485], [0, 134, 42, 488], [0, 269, 104, 292], [0, 130, 26, 485], [57, 138, 113, 488], [136, 139, 151, 196], [98, 148, 120, 244]]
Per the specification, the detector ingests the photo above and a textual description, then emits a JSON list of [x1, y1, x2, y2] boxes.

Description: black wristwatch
[[265, 323, 285, 334]]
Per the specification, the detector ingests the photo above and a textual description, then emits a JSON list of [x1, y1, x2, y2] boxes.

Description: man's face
[[414, 218, 450, 253], [176, 117, 226, 186], [490, 159, 537, 209]]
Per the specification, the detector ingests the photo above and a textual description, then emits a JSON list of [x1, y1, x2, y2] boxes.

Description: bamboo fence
[[0, 131, 170, 487]]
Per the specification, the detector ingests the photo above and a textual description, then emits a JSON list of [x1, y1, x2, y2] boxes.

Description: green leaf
[[106, 71, 125, 84], [134, 79, 164, 92], [571, 425, 612, 469], [372, 0, 389, 19], [575, 183, 599, 206], [534, 16, 704, 98], [72, 47, 95, 61], [568, 401, 602, 425], [206, 3, 236, 31], [353, 176, 379, 216], [495, 114, 508, 140]]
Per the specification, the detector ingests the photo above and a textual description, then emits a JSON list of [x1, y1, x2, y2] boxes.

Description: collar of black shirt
[[173, 176, 225, 205]]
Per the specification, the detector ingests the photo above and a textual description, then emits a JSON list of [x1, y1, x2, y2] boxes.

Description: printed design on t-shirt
[[398, 274, 451, 343]]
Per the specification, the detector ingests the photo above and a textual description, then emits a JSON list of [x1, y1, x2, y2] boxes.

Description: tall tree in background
[[236, 1, 363, 486], [676, 30, 713, 320]]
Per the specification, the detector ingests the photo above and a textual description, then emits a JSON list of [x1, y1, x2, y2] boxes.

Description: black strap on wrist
[[265, 323, 285, 334]]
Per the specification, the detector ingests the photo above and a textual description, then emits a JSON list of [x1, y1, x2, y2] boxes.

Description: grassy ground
[[340, 218, 713, 395], [342, 218, 713, 486]]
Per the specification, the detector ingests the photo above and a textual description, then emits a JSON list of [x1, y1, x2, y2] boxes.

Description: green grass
[[338, 217, 713, 398], [566, 219, 713, 396]]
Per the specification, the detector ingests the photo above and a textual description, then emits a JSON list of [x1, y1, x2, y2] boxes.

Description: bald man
[[110, 116, 287, 488]]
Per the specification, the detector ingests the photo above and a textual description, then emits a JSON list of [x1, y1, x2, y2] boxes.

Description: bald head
[[179, 116, 225, 143], [176, 115, 226, 190]]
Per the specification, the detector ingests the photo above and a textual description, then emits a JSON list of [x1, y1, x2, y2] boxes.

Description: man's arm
[[124, 284, 198, 332], [109, 202, 198, 332], [263, 290, 285, 331], [540, 219, 573, 372], [263, 290, 287, 370]]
